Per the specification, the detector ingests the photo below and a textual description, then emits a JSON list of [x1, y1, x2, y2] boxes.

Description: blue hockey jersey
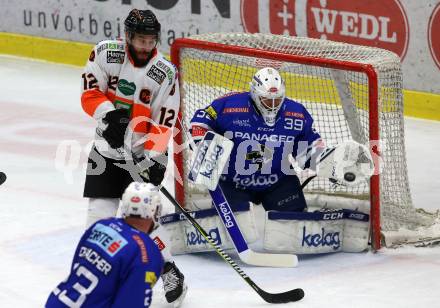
[[190, 92, 321, 191], [45, 218, 164, 308]]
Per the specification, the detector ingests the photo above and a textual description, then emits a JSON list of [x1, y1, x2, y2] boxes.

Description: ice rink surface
[[0, 55, 439, 307]]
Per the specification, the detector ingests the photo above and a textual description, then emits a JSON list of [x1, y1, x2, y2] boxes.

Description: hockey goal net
[[170, 33, 437, 249]]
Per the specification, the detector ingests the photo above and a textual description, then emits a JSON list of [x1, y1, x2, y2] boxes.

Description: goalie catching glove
[[316, 140, 374, 186]]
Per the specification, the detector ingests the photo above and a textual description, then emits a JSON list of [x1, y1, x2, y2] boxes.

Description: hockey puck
[[0, 172, 6, 185], [344, 172, 356, 182]]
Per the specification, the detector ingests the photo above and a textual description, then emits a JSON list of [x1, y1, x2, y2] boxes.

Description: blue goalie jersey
[[45, 218, 164, 308], [190, 92, 321, 191]]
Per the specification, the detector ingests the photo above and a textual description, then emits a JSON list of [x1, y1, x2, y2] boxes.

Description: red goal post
[[169, 33, 417, 250]]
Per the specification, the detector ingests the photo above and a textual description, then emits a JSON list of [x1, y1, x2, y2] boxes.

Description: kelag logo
[[241, 0, 297, 36], [186, 226, 222, 247], [306, 0, 409, 59], [301, 226, 340, 250], [428, 3, 440, 70]]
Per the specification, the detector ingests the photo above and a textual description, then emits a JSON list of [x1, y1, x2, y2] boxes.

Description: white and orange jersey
[[81, 39, 180, 160]]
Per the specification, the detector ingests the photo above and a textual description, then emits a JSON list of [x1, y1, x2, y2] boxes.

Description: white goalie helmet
[[119, 182, 162, 222], [250, 67, 286, 126]]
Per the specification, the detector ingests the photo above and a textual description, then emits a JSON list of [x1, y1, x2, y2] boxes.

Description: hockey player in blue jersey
[[45, 182, 185, 308], [190, 67, 323, 213]]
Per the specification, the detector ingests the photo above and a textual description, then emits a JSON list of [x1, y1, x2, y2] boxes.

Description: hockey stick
[[159, 185, 305, 304], [113, 145, 304, 303]]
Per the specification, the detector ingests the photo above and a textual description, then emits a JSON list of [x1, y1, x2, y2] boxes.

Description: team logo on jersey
[[118, 79, 136, 96], [147, 65, 166, 85], [139, 88, 151, 105], [87, 223, 128, 257], [107, 50, 125, 64], [145, 271, 158, 286], [89, 50, 95, 62]]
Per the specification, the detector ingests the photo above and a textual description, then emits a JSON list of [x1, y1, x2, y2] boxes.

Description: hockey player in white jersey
[[80, 9, 186, 305]]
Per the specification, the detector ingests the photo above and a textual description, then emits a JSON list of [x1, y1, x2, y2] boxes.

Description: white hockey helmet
[[119, 182, 162, 222], [250, 67, 286, 126]]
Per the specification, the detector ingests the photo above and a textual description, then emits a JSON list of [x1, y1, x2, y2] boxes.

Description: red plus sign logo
[[428, 3, 440, 70], [241, 0, 296, 36]]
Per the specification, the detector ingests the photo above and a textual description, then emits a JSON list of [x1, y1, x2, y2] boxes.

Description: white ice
[[0, 56, 439, 308]]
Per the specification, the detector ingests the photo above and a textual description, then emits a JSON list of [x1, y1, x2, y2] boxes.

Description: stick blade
[[239, 249, 298, 268], [260, 287, 305, 304]]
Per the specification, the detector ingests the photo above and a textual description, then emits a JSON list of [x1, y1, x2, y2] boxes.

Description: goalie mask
[[250, 67, 286, 126], [119, 182, 162, 223]]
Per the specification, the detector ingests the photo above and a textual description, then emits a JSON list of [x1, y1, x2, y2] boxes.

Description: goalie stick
[[159, 185, 305, 304], [208, 184, 298, 267]]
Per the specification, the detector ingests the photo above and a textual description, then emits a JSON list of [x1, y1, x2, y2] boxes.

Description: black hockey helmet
[[124, 9, 161, 39]]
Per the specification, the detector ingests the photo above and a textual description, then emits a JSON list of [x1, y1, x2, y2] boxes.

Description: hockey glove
[[102, 109, 130, 149], [138, 154, 168, 186]]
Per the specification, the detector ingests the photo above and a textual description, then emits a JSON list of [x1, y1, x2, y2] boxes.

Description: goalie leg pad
[[342, 209, 370, 252], [263, 209, 370, 254], [160, 202, 258, 255], [264, 210, 345, 254]]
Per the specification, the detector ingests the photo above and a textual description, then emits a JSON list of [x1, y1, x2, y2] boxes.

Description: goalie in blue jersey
[[45, 182, 187, 308], [190, 67, 324, 212], [186, 67, 375, 257]]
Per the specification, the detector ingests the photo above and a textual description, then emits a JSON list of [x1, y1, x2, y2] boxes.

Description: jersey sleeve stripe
[[131, 104, 152, 133], [81, 90, 112, 117]]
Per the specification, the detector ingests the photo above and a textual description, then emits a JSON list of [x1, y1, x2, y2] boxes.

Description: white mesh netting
[[174, 32, 436, 239]]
